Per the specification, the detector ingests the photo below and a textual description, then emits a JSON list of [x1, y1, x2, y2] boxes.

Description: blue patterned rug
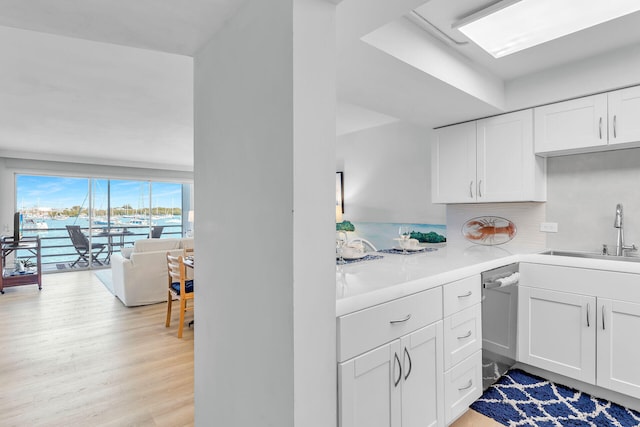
[[471, 369, 640, 427]]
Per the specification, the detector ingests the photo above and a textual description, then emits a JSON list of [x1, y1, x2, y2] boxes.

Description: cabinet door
[[432, 122, 476, 203], [597, 299, 640, 398], [608, 86, 640, 145], [400, 322, 445, 427], [477, 109, 537, 202], [518, 287, 596, 384], [534, 94, 607, 154], [339, 340, 401, 427]]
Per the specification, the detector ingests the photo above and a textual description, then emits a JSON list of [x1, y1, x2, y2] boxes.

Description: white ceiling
[[1, 0, 640, 170]]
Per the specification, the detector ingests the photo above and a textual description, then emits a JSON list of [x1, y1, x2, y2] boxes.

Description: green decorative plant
[[409, 231, 446, 243], [336, 221, 355, 232]]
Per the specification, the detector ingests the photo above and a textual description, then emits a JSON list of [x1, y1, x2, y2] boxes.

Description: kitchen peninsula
[[336, 245, 640, 426]]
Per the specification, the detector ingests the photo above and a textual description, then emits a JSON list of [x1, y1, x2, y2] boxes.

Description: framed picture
[[336, 172, 344, 214]]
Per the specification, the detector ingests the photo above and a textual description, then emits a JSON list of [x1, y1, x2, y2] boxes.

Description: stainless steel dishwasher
[[481, 263, 520, 390]]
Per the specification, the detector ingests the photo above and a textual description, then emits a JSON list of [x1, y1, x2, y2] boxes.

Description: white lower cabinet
[[442, 301, 482, 425], [519, 263, 640, 400], [338, 321, 445, 427], [597, 298, 640, 398], [338, 275, 484, 426], [443, 350, 482, 424], [443, 303, 482, 371], [518, 286, 596, 384]]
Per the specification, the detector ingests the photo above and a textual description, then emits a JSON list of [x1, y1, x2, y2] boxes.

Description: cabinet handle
[[457, 291, 472, 298], [403, 347, 412, 381], [458, 380, 473, 391], [469, 181, 474, 198], [602, 305, 606, 330], [599, 117, 603, 139], [587, 303, 591, 327], [614, 115, 617, 138], [478, 180, 482, 198], [394, 352, 402, 387], [390, 314, 411, 324], [457, 330, 472, 339]]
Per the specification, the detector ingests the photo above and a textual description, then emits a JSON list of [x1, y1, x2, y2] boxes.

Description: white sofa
[[111, 237, 194, 306]]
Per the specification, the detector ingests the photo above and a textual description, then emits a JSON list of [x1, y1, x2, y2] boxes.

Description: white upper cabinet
[[534, 94, 608, 155], [608, 86, 640, 145], [535, 86, 640, 155], [431, 121, 476, 204], [432, 109, 546, 204]]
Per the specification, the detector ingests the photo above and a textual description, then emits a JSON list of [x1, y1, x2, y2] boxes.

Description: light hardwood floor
[[0, 271, 194, 426], [450, 409, 503, 427]]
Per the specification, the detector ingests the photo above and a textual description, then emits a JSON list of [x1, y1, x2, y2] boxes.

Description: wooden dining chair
[[166, 252, 194, 338]]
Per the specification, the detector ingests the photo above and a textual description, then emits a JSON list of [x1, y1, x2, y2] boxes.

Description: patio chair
[[66, 225, 107, 267], [150, 225, 164, 238], [166, 252, 194, 338]]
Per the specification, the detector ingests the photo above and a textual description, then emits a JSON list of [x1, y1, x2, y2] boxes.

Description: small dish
[[393, 246, 424, 252], [338, 251, 367, 260]]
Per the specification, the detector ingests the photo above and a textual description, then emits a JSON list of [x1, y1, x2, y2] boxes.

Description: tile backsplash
[[446, 202, 547, 249]]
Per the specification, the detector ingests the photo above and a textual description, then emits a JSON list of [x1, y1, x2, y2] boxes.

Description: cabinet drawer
[[337, 287, 442, 362], [443, 275, 481, 317], [444, 350, 482, 424], [444, 303, 482, 371]]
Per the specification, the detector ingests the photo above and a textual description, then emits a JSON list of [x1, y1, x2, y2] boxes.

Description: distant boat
[[127, 218, 149, 226], [23, 218, 48, 230], [92, 217, 121, 227]]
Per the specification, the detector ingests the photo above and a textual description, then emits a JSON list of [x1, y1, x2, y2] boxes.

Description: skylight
[[454, 0, 640, 58]]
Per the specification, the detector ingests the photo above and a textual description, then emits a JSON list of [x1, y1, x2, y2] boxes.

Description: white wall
[[506, 44, 640, 111], [336, 121, 446, 224], [545, 148, 640, 253], [193, 0, 336, 426]]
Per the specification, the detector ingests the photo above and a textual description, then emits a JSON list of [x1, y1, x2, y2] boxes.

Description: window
[[16, 174, 191, 272]]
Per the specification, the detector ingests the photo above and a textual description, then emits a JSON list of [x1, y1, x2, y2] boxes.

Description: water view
[[13, 174, 190, 270]]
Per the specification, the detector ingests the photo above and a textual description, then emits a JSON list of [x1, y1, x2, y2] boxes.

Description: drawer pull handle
[[390, 314, 411, 324], [458, 380, 473, 391], [403, 347, 412, 380], [457, 291, 472, 298], [394, 352, 402, 387], [457, 330, 472, 340], [602, 305, 606, 330], [599, 117, 603, 139], [587, 303, 591, 328]]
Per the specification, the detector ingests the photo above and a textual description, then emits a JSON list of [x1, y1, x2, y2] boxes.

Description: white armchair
[[111, 237, 194, 306]]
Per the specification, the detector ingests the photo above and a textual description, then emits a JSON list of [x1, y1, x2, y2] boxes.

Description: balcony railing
[[16, 223, 184, 273]]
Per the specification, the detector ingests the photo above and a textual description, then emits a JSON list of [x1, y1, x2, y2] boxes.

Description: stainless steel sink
[[541, 250, 640, 263]]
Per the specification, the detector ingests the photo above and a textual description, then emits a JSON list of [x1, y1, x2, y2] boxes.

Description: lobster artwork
[[462, 216, 517, 245]]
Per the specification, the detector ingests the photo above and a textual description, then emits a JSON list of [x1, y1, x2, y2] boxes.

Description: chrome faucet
[[614, 203, 637, 256]]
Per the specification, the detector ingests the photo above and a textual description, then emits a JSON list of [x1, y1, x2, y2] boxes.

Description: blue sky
[[16, 175, 183, 211]]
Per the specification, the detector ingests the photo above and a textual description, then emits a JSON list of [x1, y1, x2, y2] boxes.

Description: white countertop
[[336, 244, 640, 317]]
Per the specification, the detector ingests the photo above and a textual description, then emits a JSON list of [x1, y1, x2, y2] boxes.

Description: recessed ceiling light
[[454, 0, 640, 58]]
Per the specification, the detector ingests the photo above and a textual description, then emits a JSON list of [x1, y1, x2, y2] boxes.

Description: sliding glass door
[[16, 174, 188, 272]]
